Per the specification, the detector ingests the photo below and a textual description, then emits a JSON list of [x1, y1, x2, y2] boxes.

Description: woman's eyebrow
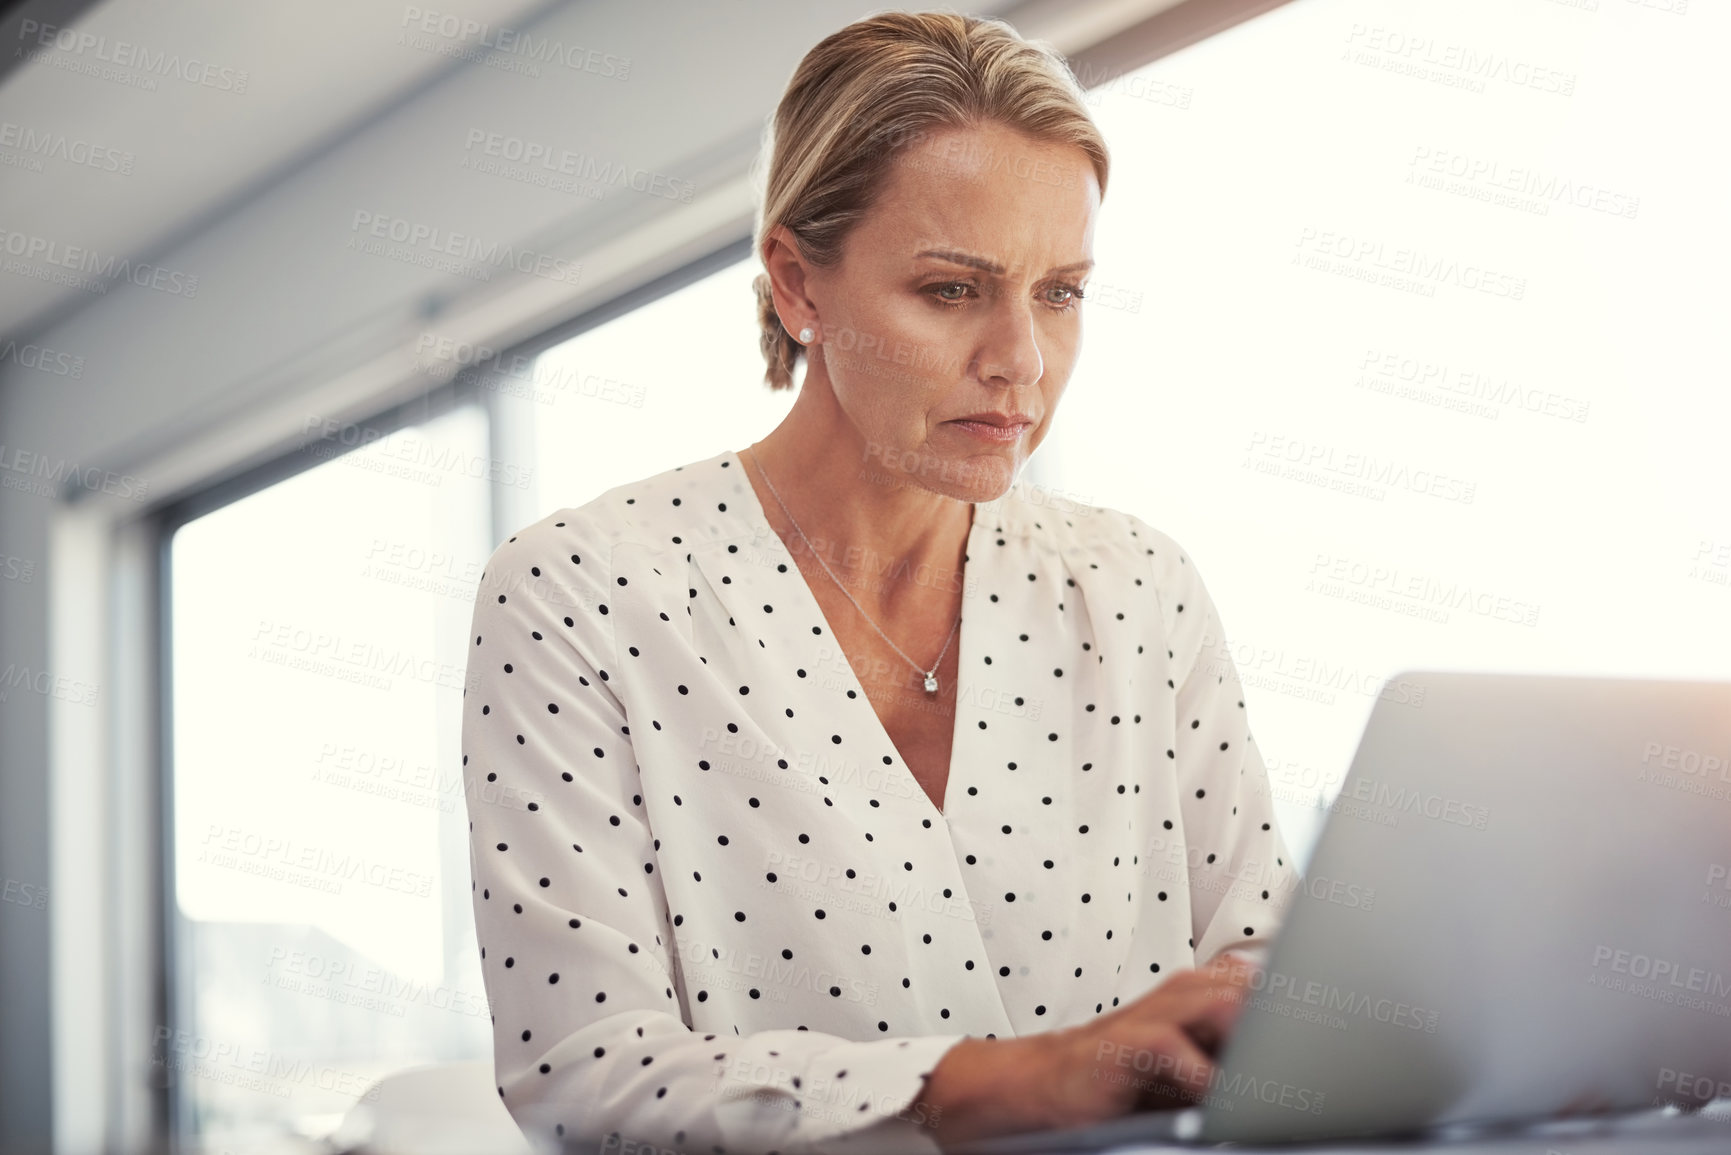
[[915, 248, 1094, 276]]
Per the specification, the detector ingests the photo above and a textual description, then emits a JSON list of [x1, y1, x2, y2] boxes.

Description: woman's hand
[[913, 951, 1262, 1148], [1034, 949, 1261, 1126]]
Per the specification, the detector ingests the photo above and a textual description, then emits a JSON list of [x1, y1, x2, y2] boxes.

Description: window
[[528, 255, 795, 514], [162, 254, 793, 1151], [167, 405, 493, 1151], [1048, 0, 1730, 865]]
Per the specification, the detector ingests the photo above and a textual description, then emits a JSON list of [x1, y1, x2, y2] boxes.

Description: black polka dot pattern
[[461, 449, 1297, 1151]]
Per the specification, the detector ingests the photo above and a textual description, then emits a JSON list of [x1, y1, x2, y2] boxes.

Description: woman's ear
[[763, 224, 818, 339]]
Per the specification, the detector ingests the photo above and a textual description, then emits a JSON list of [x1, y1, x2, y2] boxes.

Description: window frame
[[152, 375, 488, 1148], [147, 235, 754, 1153]]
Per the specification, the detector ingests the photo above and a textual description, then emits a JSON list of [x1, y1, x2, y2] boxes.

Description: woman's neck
[[740, 384, 977, 620]]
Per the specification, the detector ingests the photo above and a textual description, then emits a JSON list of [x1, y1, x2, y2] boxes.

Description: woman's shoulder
[[480, 449, 742, 583], [995, 478, 1216, 643], [994, 474, 1191, 574]]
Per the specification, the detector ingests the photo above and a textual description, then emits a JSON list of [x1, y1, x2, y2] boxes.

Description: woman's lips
[[947, 419, 1031, 443]]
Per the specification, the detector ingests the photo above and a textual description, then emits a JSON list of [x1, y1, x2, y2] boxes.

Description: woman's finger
[[1121, 1023, 1219, 1112]]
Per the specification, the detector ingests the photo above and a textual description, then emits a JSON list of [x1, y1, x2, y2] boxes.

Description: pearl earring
[[798, 327, 814, 343]]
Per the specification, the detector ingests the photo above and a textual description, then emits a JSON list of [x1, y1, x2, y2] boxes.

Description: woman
[[462, 11, 1298, 1154]]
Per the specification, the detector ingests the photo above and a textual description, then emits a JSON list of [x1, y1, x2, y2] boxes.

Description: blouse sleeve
[[1126, 514, 1300, 966], [461, 520, 967, 1155]]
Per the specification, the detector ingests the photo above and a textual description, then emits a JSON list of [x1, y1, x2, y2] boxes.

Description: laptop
[[953, 671, 1731, 1151]]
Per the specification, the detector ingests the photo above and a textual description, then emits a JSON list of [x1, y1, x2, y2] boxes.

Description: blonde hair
[[750, 8, 1110, 391]]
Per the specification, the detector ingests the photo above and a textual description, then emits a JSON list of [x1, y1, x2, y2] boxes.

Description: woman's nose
[[972, 298, 1044, 388]]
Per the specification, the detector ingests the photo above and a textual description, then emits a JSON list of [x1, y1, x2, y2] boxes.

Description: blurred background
[[0, 0, 1725, 1152]]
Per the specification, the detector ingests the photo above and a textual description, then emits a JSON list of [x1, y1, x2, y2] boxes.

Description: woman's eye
[[926, 281, 1085, 308]]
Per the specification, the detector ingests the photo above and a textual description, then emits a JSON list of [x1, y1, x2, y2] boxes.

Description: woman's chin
[[933, 453, 1019, 503], [861, 438, 1023, 503]]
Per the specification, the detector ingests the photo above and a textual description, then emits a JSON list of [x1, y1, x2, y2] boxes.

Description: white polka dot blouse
[[462, 449, 1297, 1155]]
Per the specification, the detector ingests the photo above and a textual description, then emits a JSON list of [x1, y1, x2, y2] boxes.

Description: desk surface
[[954, 1103, 1731, 1155]]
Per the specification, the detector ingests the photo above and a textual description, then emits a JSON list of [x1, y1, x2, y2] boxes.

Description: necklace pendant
[[924, 673, 939, 694]]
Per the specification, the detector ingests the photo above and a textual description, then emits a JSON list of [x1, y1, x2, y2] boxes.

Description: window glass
[[529, 257, 796, 514], [1051, 0, 1730, 863], [168, 405, 493, 1151]]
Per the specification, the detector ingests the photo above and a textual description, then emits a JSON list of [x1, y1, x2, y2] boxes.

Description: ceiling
[[0, 0, 565, 342], [0, 0, 1210, 346]]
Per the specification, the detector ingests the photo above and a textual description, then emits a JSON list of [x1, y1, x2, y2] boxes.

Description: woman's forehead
[[862, 188, 1097, 276], [868, 129, 1098, 251], [889, 129, 1093, 195]]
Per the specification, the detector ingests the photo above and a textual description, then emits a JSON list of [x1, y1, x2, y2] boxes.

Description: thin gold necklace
[[744, 446, 961, 695]]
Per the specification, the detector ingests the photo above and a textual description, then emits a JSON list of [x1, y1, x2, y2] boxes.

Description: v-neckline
[[723, 448, 993, 821]]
